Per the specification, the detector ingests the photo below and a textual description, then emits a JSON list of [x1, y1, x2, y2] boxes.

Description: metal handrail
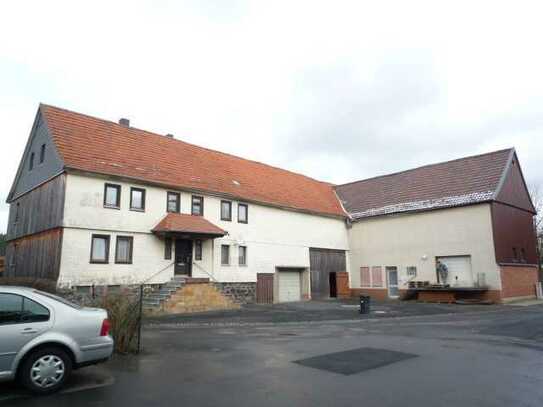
[[140, 261, 175, 285], [191, 262, 218, 283]]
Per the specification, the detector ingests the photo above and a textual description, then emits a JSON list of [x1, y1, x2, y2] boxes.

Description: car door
[[0, 293, 53, 374]]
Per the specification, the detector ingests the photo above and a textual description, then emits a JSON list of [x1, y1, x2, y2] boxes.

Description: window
[[165, 238, 172, 260], [130, 187, 146, 211], [40, 144, 46, 164], [167, 192, 180, 213], [0, 294, 50, 325], [221, 200, 232, 221], [238, 203, 248, 223], [221, 245, 230, 265], [15, 202, 20, 223], [90, 234, 110, 263], [371, 266, 383, 287], [194, 240, 202, 261], [115, 236, 133, 264], [406, 266, 417, 277], [104, 183, 121, 208], [191, 195, 204, 216], [360, 267, 370, 287], [238, 246, 247, 266], [29, 152, 35, 171]]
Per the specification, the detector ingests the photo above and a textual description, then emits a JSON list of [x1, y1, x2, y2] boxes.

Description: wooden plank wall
[[0, 257, 5, 276], [309, 248, 347, 299], [4, 229, 63, 280], [7, 174, 66, 241]]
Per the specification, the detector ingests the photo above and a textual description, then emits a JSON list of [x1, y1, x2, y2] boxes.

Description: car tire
[[19, 347, 72, 395]]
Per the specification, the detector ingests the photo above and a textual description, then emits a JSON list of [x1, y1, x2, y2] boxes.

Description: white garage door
[[278, 271, 301, 302], [438, 256, 473, 287]]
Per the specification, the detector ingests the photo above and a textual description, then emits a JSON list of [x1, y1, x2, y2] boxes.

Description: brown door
[[174, 239, 193, 276], [256, 273, 274, 304]]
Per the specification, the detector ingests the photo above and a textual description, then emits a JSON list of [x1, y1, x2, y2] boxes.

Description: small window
[[90, 234, 110, 263], [194, 240, 202, 261], [15, 202, 20, 223], [191, 195, 204, 216], [115, 236, 133, 264], [104, 183, 121, 208], [167, 192, 180, 213], [406, 266, 417, 277], [130, 187, 146, 211], [165, 237, 172, 260], [221, 200, 232, 221], [29, 152, 35, 171], [238, 203, 248, 224], [238, 246, 247, 266], [221, 245, 230, 265], [39, 144, 46, 164]]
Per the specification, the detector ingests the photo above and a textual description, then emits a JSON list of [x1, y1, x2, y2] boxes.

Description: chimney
[[165, 133, 174, 139], [119, 118, 130, 127]]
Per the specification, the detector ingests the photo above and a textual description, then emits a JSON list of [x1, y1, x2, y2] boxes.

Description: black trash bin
[[359, 295, 371, 314]]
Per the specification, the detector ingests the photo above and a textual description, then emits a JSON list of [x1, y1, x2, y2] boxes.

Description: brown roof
[[335, 149, 514, 219], [41, 104, 345, 218], [152, 213, 227, 237]]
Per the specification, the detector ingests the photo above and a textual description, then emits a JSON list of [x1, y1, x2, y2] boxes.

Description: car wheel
[[19, 347, 72, 395]]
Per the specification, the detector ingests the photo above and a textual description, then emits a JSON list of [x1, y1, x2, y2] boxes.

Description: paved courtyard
[[3, 301, 543, 406]]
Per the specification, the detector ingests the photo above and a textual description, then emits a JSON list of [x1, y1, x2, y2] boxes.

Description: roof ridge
[[335, 148, 515, 189], [40, 103, 334, 187]]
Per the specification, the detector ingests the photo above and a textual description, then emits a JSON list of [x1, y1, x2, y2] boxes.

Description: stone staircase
[[143, 276, 240, 314]]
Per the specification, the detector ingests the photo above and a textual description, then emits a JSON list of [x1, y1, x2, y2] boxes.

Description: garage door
[[437, 256, 473, 287], [278, 271, 301, 302]]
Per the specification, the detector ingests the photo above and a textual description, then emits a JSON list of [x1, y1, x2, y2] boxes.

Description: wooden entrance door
[[256, 273, 274, 304], [174, 239, 193, 276]]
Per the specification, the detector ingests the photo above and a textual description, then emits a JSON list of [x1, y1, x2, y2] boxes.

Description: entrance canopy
[[152, 213, 227, 239]]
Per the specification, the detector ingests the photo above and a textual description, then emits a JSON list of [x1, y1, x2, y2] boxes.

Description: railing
[[140, 261, 175, 285], [191, 262, 218, 283]]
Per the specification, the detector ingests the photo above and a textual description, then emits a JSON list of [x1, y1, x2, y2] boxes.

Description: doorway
[[386, 267, 399, 298], [329, 272, 337, 298], [175, 239, 193, 276]]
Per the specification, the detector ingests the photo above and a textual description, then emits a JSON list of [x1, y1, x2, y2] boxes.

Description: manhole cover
[[294, 347, 417, 375]]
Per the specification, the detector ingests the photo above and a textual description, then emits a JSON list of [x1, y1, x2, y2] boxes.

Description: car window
[[0, 293, 24, 325], [0, 293, 50, 325], [34, 290, 82, 310]]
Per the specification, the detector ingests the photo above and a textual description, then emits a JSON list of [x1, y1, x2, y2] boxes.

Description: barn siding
[[310, 248, 347, 299]]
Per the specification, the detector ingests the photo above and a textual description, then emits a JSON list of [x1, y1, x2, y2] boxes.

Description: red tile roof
[[41, 105, 346, 218], [335, 149, 514, 219], [152, 213, 226, 236]]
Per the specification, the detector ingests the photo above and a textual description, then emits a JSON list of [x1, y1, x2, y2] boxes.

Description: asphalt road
[[3, 303, 543, 407]]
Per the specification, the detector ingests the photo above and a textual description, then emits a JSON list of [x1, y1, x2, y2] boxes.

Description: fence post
[[137, 284, 143, 354]]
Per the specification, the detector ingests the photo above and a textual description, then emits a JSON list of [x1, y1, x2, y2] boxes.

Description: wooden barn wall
[[7, 174, 66, 241], [309, 248, 347, 299], [4, 229, 63, 281], [496, 156, 535, 213], [491, 202, 538, 265]]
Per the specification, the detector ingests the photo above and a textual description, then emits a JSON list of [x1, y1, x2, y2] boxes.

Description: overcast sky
[[1, 1, 542, 233]]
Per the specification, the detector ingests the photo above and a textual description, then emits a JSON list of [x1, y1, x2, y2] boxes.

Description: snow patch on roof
[[351, 191, 494, 220]]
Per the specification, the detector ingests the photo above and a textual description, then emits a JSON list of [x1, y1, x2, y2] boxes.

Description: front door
[[174, 239, 193, 276], [386, 267, 399, 298]]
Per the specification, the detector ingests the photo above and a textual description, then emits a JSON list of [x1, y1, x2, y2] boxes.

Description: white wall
[[348, 204, 502, 290], [58, 173, 349, 287]]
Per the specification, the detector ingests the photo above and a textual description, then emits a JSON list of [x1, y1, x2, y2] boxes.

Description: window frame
[[221, 200, 232, 221], [194, 240, 202, 261], [221, 244, 230, 266], [115, 236, 134, 264], [0, 293, 51, 326], [165, 237, 172, 260], [238, 245, 247, 266], [167, 192, 180, 213], [191, 195, 204, 216], [130, 187, 146, 212], [29, 152, 35, 171], [104, 183, 121, 209], [39, 144, 46, 164], [238, 203, 248, 224], [90, 234, 111, 264]]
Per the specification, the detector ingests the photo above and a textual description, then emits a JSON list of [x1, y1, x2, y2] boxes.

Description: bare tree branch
[[529, 184, 542, 237]]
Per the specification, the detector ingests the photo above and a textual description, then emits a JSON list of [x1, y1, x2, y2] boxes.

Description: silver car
[[0, 286, 114, 394]]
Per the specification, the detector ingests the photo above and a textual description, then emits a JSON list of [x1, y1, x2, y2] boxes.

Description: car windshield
[[33, 290, 82, 309]]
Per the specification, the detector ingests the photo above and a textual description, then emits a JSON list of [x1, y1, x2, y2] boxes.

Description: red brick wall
[[500, 265, 539, 299], [350, 288, 389, 301]]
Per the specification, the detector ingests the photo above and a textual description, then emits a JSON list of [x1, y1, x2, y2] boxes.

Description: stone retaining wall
[[214, 282, 256, 304]]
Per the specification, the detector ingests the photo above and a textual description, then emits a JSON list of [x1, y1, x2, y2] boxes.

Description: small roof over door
[[152, 213, 227, 239]]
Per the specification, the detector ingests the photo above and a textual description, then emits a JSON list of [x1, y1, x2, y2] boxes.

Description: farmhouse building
[[4, 105, 539, 305]]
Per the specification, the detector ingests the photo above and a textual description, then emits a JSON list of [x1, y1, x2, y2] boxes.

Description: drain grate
[[294, 347, 417, 375]]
